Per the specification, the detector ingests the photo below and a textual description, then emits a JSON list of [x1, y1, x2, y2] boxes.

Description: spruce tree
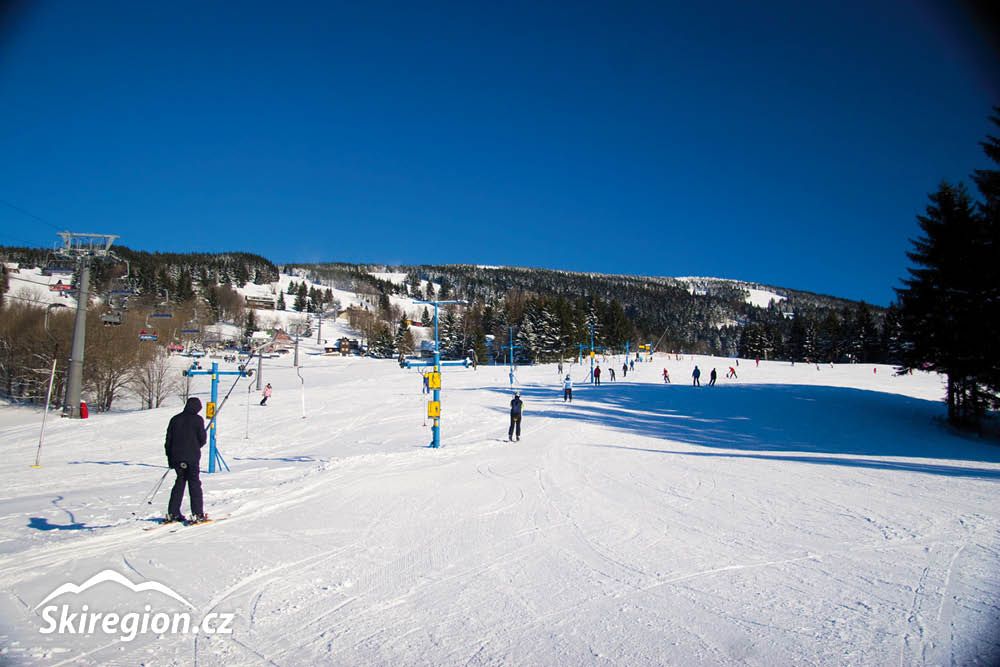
[[244, 309, 257, 340], [897, 182, 985, 426], [970, 108, 1000, 407]]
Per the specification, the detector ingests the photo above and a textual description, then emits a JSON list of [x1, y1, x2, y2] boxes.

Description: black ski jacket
[[510, 397, 523, 416], [165, 397, 207, 465]]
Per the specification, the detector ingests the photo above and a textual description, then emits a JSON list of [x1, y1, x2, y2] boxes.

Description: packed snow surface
[[1, 350, 998, 666]]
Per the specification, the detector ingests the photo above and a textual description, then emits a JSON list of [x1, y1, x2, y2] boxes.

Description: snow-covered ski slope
[[1, 351, 998, 666]]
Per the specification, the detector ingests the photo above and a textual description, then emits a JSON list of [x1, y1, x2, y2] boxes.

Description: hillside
[[0, 349, 997, 665]]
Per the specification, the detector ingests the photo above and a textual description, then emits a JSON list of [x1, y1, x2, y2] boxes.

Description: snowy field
[[0, 349, 998, 666]]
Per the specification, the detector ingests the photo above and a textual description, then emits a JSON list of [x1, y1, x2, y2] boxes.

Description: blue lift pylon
[[506, 326, 521, 388], [183, 361, 249, 472], [401, 299, 469, 448], [580, 322, 604, 383]]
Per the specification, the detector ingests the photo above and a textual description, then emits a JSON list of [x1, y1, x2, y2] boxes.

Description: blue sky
[[0, 1, 996, 305]]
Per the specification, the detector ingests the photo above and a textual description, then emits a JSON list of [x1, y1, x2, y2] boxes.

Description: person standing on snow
[[629, 359, 635, 372], [663, 368, 670, 383], [692, 365, 701, 386], [557, 361, 563, 375], [622, 362, 628, 378], [508, 392, 523, 441], [260, 383, 273, 406], [563, 375, 573, 402], [164, 397, 207, 523], [727, 366, 738, 379], [609, 367, 616, 382], [593, 365, 602, 385], [709, 368, 717, 386]]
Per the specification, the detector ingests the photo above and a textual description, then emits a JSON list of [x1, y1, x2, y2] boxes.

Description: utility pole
[[58, 232, 120, 418]]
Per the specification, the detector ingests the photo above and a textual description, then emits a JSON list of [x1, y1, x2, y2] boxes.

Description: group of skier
[[691, 365, 740, 386], [164, 350, 751, 521]]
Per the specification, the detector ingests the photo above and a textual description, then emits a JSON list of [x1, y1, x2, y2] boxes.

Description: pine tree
[[244, 309, 257, 340], [970, 108, 1000, 408], [881, 303, 903, 364], [0, 264, 7, 308], [897, 182, 985, 426], [175, 269, 194, 302], [394, 318, 414, 355], [439, 310, 459, 358], [294, 282, 308, 312], [277, 291, 286, 310], [536, 305, 562, 361], [368, 322, 396, 358]]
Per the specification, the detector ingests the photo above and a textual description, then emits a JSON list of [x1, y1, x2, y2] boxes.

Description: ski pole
[[133, 468, 170, 516]]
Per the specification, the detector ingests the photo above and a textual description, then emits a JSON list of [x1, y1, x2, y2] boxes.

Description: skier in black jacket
[[164, 397, 207, 523], [508, 392, 523, 442]]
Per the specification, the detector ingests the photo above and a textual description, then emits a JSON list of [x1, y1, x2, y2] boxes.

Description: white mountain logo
[[34, 570, 195, 610]]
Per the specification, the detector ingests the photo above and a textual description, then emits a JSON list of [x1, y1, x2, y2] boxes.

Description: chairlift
[[48, 279, 74, 293], [101, 311, 123, 326], [179, 313, 199, 334], [139, 314, 159, 341], [42, 252, 75, 277]]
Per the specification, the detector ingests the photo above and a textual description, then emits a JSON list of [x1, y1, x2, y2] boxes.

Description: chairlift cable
[[203, 338, 274, 434], [0, 199, 63, 232]]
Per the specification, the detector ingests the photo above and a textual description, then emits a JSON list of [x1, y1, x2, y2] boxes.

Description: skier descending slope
[[563, 375, 573, 402], [164, 397, 208, 524], [260, 383, 273, 406], [692, 365, 701, 386]]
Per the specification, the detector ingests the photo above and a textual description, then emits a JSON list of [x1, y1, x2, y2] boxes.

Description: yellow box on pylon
[[427, 372, 441, 390], [206, 401, 216, 418], [427, 401, 441, 418]]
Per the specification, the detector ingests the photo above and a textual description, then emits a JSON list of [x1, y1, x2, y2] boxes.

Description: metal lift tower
[[57, 232, 121, 418], [401, 299, 469, 448]]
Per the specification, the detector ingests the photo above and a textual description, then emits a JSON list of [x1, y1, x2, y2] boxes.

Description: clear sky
[[0, 1, 996, 305]]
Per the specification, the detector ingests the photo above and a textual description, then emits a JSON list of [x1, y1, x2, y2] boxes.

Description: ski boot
[[164, 513, 186, 524]]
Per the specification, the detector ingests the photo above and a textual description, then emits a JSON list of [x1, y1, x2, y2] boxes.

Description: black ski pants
[[564, 388, 572, 402], [168, 461, 204, 517], [508, 414, 521, 440]]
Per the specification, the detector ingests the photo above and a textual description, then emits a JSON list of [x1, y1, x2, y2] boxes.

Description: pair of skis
[[143, 516, 227, 532]]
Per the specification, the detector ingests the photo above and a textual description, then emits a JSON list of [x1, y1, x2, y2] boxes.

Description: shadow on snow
[[479, 382, 1000, 479]]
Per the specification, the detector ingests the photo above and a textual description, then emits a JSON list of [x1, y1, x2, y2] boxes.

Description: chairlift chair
[[101, 311, 123, 326]]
